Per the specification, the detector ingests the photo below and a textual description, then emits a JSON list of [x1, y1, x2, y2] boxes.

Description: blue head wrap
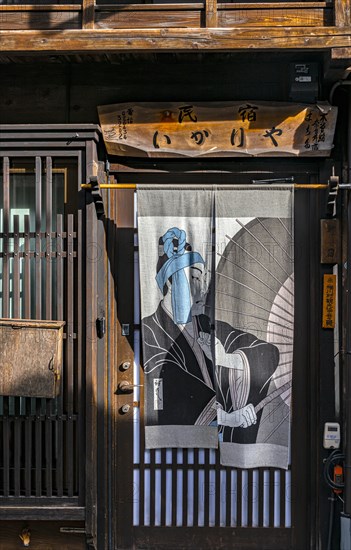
[[156, 227, 205, 324]]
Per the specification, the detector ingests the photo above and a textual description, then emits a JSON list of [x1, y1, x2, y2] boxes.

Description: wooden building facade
[[0, 2, 351, 549]]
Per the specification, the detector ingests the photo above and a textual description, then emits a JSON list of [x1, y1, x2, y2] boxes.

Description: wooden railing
[[1, 0, 348, 31], [0, 0, 350, 58]]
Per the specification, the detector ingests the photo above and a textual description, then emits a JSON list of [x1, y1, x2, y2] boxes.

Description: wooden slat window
[[0, 156, 83, 505]]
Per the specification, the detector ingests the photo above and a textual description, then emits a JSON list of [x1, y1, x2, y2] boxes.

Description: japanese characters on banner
[[322, 274, 337, 329], [98, 101, 338, 158]]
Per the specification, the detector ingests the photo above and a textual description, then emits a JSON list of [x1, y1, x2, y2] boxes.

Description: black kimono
[[141, 303, 279, 446]]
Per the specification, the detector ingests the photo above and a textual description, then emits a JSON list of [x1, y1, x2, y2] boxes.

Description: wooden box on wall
[[0, 319, 65, 398]]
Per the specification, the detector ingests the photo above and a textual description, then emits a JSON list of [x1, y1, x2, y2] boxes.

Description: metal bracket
[[89, 176, 105, 220], [122, 323, 130, 336], [85, 534, 97, 550], [326, 175, 339, 217], [251, 177, 294, 184], [59, 527, 86, 534], [96, 316, 106, 339]]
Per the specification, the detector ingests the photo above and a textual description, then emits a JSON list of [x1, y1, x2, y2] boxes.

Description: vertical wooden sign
[[322, 273, 337, 328], [321, 219, 340, 264]]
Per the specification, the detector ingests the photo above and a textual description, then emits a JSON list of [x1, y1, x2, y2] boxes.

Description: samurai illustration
[[141, 225, 287, 446]]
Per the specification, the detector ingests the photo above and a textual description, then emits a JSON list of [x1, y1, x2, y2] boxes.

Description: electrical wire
[[323, 449, 345, 550], [323, 449, 345, 491]]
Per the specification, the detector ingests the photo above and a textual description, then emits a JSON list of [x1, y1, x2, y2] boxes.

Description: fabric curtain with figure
[[137, 185, 217, 449], [215, 186, 294, 469]]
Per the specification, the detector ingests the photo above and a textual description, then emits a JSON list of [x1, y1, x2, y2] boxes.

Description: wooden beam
[[96, 1, 329, 9], [334, 0, 351, 27], [331, 46, 351, 59], [323, 46, 351, 82], [0, 506, 85, 520], [0, 4, 81, 10], [218, 7, 332, 28], [96, 3, 203, 10], [219, 2, 330, 7], [0, 1, 329, 10], [133, 527, 290, 549], [0, 27, 350, 53], [206, 0, 218, 27], [95, 9, 202, 29]]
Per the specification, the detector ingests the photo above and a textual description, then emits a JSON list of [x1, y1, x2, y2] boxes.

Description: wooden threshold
[[0, 506, 85, 520], [132, 526, 291, 549]]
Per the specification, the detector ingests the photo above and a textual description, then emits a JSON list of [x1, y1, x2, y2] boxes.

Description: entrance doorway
[[111, 162, 323, 550]]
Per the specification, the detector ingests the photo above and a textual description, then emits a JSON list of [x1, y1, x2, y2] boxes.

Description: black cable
[[323, 449, 345, 491], [323, 449, 345, 550], [327, 492, 336, 550]]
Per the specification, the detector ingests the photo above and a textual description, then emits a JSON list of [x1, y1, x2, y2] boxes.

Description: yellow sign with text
[[322, 274, 336, 329]]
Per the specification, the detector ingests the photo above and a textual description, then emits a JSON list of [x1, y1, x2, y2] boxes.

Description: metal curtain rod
[[81, 183, 329, 190]]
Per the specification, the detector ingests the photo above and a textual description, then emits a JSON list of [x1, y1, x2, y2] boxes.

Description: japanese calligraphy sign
[[97, 101, 338, 158], [322, 274, 337, 329], [320, 219, 341, 264]]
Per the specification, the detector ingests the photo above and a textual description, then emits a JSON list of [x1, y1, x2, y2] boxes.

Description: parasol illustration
[[215, 216, 294, 447]]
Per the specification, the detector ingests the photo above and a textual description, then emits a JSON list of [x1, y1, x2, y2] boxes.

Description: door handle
[[117, 381, 143, 393]]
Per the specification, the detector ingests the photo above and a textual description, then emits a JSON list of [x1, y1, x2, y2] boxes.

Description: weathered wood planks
[[0, 26, 350, 53], [0, 2, 335, 31]]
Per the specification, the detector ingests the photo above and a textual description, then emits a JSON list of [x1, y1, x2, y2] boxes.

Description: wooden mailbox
[[0, 319, 65, 398]]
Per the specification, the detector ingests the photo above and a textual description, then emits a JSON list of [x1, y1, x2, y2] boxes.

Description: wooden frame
[[106, 157, 328, 550], [0, 127, 103, 550], [0, 154, 82, 512], [8, 167, 68, 204]]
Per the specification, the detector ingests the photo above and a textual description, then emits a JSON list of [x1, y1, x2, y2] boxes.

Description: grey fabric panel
[[215, 186, 294, 469], [216, 186, 294, 219], [137, 186, 214, 218], [138, 189, 214, 319], [220, 442, 289, 470], [138, 187, 216, 449], [341, 516, 351, 550], [138, 185, 293, 218], [145, 425, 218, 450]]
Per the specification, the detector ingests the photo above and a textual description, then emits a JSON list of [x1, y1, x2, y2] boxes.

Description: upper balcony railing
[[0, 0, 349, 31]]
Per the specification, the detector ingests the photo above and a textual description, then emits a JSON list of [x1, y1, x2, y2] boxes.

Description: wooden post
[[114, 189, 135, 550], [206, 0, 218, 27], [85, 139, 99, 548], [334, 0, 351, 26], [82, 0, 95, 29]]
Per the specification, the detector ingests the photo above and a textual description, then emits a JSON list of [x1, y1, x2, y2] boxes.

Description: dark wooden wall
[[0, 51, 347, 550], [0, 52, 328, 125]]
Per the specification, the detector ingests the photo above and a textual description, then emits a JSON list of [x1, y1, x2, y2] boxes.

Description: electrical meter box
[[289, 63, 319, 103], [323, 422, 341, 449]]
